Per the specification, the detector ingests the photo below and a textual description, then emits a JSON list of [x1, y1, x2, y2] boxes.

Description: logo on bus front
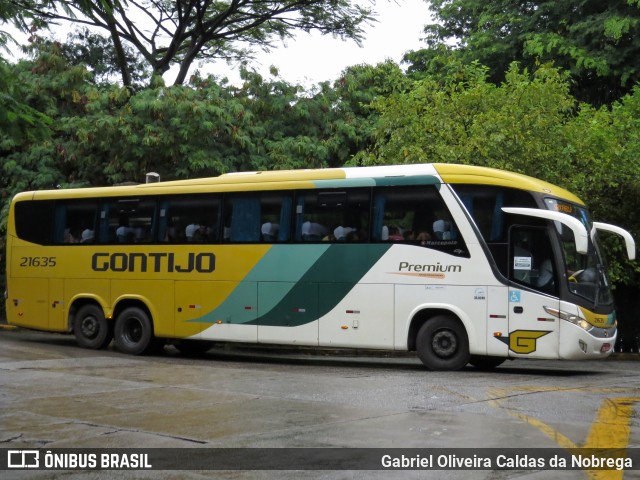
[[498, 330, 551, 354]]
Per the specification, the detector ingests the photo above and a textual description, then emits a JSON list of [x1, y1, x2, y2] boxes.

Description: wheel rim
[[432, 329, 458, 358], [80, 316, 99, 339], [123, 317, 143, 344]]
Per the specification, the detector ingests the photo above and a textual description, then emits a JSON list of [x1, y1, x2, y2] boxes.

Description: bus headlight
[[544, 306, 592, 331]]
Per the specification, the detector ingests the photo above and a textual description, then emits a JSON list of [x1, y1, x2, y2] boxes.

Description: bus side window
[[102, 198, 157, 244], [450, 184, 540, 275], [226, 196, 261, 242], [159, 194, 220, 244], [225, 192, 293, 243], [15, 200, 55, 245], [372, 185, 468, 256], [261, 192, 292, 243], [52, 200, 98, 245], [295, 189, 370, 243]]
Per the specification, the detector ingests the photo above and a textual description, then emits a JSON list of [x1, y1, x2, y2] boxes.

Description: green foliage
[[0, 42, 388, 191], [0, 58, 52, 151], [356, 62, 574, 174], [413, 0, 640, 105], [561, 92, 640, 285]]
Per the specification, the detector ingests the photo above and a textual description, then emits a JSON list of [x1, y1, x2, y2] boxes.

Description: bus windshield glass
[[544, 198, 613, 307]]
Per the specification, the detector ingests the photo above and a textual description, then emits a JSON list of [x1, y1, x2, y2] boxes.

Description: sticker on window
[[514, 256, 532, 270]]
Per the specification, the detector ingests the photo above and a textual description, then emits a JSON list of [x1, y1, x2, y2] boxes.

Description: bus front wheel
[[74, 304, 112, 349], [416, 315, 470, 371], [114, 307, 155, 355]]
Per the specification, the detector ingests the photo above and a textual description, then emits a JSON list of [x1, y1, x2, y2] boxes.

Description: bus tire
[[469, 355, 506, 370], [114, 307, 155, 355], [73, 304, 112, 349], [416, 315, 470, 371]]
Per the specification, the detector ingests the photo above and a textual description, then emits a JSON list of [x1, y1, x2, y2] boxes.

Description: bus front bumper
[[559, 323, 617, 360]]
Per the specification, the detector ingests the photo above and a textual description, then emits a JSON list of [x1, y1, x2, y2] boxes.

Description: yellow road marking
[[488, 388, 640, 480], [584, 398, 638, 480]]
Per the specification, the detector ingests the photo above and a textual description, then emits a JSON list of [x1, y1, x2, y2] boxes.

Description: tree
[[59, 27, 150, 87], [1, 39, 380, 190], [10, 0, 375, 87], [411, 0, 640, 105], [334, 60, 410, 166], [1, 0, 42, 48], [0, 57, 52, 151], [0, 2, 52, 155], [355, 62, 576, 177]]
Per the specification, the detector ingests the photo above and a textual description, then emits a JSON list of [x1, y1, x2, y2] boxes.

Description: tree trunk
[[106, 16, 132, 88]]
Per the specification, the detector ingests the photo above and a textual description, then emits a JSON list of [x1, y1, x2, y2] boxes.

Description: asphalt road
[[1, 327, 639, 479]]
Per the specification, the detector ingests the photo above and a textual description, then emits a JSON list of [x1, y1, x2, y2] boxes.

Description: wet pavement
[[1, 327, 639, 479]]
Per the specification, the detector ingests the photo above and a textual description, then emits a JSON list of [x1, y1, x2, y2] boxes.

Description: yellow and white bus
[[4, 164, 636, 370]]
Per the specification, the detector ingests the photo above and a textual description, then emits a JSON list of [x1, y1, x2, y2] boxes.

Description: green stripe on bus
[[373, 175, 441, 187], [189, 245, 330, 325], [312, 175, 440, 189], [188, 243, 391, 327], [250, 244, 392, 327], [313, 178, 376, 188]]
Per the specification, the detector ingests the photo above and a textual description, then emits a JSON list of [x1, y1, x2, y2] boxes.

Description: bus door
[[506, 225, 560, 358]]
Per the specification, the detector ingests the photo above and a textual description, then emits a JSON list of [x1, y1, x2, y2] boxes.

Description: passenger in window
[[81, 228, 94, 244], [185, 223, 201, 242], [261, 222, 279, 242], [203, 226, 216, 242], [193, 227, 206, 243], [333, 226, 355, 241], [116, 224, 134, 243], [433, 215, 452, 240], [536, 258, 555, 291], [346, 230, 365, 242], [387, 227, 404, 241], [417, 231, 431, 247], [64, 228, 79, 243], [322, 231, 336, 242], [134, 227, 146, 243], [302, 221, 328, 241], [404, 230, 416, 241]]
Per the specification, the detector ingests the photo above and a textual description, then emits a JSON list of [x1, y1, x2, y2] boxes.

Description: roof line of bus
[[17, 163, 584, 206]]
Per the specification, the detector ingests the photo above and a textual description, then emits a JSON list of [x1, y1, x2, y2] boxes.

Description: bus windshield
[[544, 198, 613, 307]]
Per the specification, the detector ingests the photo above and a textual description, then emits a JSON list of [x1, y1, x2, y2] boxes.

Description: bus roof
[[17, 163, 584, 205], [433, 164, 584, 205]]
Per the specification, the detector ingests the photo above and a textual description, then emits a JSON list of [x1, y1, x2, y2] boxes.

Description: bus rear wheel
[[416, 315, 470, 371], [74, 304, 112, 349], [114, 307, 155, 355]]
